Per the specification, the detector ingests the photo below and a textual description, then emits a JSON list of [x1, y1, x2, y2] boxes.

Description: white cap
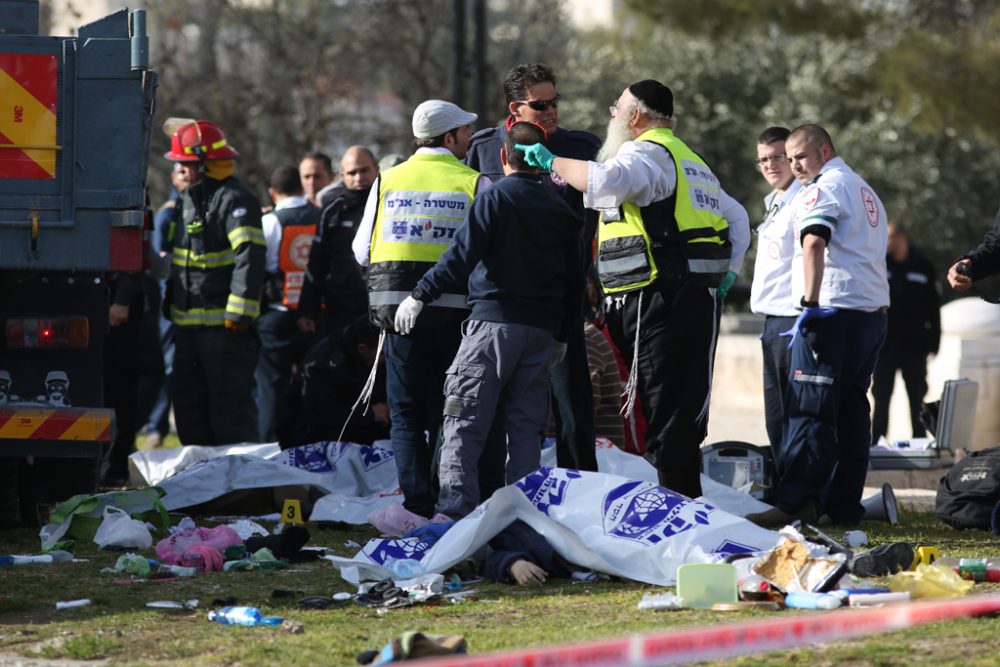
[[412, 100, 478, 139]]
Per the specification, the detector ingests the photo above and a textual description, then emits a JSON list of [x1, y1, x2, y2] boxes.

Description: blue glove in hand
[[779, 306, 838, 349], [403, 520, 456, 546], [515, 143, 554, 171], [716, 271, 737, 300]]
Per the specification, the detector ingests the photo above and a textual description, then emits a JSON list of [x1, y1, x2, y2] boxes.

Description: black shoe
[[746, 503, 817, 528], [850, 542, 915, 577]]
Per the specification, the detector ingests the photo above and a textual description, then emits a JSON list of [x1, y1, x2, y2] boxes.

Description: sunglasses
[[517, 94, 561, 111]]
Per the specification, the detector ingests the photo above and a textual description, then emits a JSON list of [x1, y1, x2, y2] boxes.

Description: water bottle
[[0, 550, 73, 566], [737, 575, 770, 601], [207, 606, 283, 626], [784, 591, 845, 610], [935, 557, 1000, 582]]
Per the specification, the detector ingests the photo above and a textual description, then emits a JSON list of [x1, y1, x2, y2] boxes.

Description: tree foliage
[[593, 1, 1000, 302], [140, 0, 569, 202]]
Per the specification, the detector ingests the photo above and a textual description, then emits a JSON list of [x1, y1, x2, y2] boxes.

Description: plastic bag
[[94, 506, 154, 550], [887, 563, 975, 599], [40, 487, 168, 551]]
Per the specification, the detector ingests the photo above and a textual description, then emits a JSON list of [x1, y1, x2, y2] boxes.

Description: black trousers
[[103, 294, 144, 478], [607, 278, 717, 499], [871, 345, 929, 443], [551, 321, 598, 472], [173, 326, 260, 445]]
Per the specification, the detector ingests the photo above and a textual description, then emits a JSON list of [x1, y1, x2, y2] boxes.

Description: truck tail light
[[5, 316, 90, 349]]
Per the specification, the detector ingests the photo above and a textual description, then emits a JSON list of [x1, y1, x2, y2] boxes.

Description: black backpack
[[936, 446, 1000, 530]]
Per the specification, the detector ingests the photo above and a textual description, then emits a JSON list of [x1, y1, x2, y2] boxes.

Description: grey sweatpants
[[435, 319, 554, 518]]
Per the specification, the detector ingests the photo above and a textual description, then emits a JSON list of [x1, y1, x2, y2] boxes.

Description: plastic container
[[207, 606, 283, 627], [935, 557, 1000, 583], [784, 591, 845, 610]]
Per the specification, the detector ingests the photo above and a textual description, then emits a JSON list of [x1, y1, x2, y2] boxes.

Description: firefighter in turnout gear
[[163, 118, 266, 445]]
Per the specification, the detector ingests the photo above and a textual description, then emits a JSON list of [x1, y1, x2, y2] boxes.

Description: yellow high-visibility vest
[[597, 128, 731, 293]]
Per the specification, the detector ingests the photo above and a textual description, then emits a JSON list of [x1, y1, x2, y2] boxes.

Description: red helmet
[[163, 119, 240, 161]]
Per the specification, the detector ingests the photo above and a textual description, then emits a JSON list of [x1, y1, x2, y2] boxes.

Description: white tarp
[[147, 441, 400, 516], [325, 467, 782, 586], [135, 437, 771, 524], [129, 443, 281, 487]]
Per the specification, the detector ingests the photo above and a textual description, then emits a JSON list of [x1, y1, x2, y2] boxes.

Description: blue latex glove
[[403, 520, 456, 546], [716, 271, 737, 300], [515, 143, 554, 171], [779, 306, 838, 349]]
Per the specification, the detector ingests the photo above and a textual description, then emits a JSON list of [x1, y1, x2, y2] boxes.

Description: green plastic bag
[[40, 487, 169, 551]]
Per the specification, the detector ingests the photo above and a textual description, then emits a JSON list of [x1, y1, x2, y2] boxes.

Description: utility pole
[[472, 0, 487, 121], [452, 0, 466, 107]]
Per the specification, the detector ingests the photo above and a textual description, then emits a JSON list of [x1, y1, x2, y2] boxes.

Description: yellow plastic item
[[914, 546, 939, 567], [280, 499, 304, 525], [887, 562, 974, 599]]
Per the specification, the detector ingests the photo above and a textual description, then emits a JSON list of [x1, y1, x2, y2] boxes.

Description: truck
[[0, 1, 157, 526]]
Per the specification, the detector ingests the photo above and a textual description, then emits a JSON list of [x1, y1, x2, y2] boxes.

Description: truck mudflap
[[0, 406, 114, 456]]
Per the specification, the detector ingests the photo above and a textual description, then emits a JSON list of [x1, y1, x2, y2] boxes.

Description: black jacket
[[412, 172, 584, 340], [274, 326, 387, 449], [167, 176, 265, 327], [298, 187, 370, 322], [964, 204, 1000, 280], [886, 245, 941, 353]]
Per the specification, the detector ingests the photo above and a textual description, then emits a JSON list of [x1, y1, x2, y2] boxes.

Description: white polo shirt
[[789, 157, 889, 312], [750, 180, 801, 317]]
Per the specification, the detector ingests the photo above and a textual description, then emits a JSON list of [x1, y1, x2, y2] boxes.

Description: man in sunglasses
[[465, 62, 602, 477]]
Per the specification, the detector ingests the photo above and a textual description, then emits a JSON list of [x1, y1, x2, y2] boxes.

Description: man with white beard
[[518, 80, 749, 499]]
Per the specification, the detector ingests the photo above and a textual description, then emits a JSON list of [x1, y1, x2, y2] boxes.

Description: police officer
[[465, 62, 601, 474], [519, 80, 750, 499], [872, 221, 940, 444], [746, 124, 889, 528], [352, 100, 488, 519], [163, 119, 266, 445], [749, 127, 803, 461], [298, 146, 379, 337], [256, 165, 321, 442]]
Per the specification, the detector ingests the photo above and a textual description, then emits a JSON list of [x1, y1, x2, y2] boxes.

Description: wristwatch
[[800, 297, 819, 309]]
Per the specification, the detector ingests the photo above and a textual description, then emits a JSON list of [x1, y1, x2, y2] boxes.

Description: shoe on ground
[[850, 542, 914, 577], [745, 503, 817, 529]]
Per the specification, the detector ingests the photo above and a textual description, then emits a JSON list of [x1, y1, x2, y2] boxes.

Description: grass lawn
[[2, 508, 1000, 665]]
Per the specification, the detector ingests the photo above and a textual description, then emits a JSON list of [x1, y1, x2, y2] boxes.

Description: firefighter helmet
[[163, 118, 240, 162]]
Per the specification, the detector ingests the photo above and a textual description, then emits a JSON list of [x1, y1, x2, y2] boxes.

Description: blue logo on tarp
[[713, 539, 757, 558], [365, 538, 428, 565], [516, 468, 581, 515], [360, 443, 394, 470], [284, 443, 335, 473], [602, 481, 713, 544]]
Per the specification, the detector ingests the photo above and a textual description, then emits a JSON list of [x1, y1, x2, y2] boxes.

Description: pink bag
[[155, 525, 242, 566]]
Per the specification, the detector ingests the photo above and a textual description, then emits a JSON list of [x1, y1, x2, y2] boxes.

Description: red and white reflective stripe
[[415, 593, 1000, 667]]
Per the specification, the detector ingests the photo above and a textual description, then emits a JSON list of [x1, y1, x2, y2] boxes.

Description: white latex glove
[[394, 296, 424, 335]]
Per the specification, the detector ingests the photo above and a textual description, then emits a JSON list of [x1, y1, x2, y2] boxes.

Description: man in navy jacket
[[465, 62, 601, 475], [394, 121, 584, 518]]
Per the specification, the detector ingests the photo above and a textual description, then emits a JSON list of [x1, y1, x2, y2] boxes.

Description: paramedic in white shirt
[[749, 126, 802, 461], [747, 124, 888, 528]]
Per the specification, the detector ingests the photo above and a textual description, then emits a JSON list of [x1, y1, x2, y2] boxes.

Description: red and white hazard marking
[[415, 593, 1000, 667]]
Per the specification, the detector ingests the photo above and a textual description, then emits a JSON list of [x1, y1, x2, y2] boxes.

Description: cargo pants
[[435, 319, 555, 518]]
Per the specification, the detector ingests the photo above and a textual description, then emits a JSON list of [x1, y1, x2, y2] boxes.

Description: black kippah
[[628, 79, 673, 118]]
